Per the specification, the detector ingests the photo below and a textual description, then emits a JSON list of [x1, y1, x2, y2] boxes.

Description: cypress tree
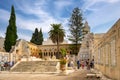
[[38, 28, 43, 45], [30, 28, 43, 45], [4, 5, 18, 52], [68, 7, 84, 55], [30, 28, 39, 44]]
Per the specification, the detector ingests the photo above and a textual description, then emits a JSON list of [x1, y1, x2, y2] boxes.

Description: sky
[[0, 0, 120, 42]]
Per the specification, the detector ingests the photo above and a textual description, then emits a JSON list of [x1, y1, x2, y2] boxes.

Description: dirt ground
[[0, 69, 100, 80]]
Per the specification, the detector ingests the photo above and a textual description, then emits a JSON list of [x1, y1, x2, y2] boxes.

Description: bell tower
[[83, 21, 90, 34]]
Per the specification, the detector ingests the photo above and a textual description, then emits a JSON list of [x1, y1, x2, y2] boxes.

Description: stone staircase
[[11, 61, 59, 72]]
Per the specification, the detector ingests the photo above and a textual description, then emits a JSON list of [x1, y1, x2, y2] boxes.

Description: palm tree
[[48, 24, 65, 59]]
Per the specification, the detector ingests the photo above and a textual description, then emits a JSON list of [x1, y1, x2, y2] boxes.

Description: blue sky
[[0, 0, 120, 41]]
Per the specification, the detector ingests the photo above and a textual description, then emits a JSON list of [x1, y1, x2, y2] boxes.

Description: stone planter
[[60, 64, 66, 71]]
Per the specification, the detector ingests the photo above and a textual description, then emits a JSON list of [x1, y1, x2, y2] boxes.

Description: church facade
[[78, 21, 94, 60]]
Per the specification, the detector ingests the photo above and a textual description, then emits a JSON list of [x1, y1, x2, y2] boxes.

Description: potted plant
[[60, 48, 66, 58], [60, 48, 67, 71], [60, 58, 67, 71]]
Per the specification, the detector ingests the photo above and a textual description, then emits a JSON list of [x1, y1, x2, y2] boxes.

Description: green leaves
[[60, 58, 67, 65], [69, 7, 83, 43], [4, 5, 17, 52], [60, 48, 67, 57], [48, 24, 65, 58], [48, 24, 65, 44], [30, 28, 43, 45], [68, 7, 84, 55]]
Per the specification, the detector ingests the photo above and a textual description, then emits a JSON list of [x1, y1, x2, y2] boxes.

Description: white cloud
[[54, 0, 73, 11], [16, 14, 62, 40], [0, 9, 9, 38], [0, 0, 69, 41], [18, 32, 31, 41], [104, 0, 119, 3], [0, 31, 5, 37], [0, 9, 9, 22], [82, 0, 120, 30], [1, 0, 119, 41], [14, 0, 68, 33], [82, 0, 120, 12]]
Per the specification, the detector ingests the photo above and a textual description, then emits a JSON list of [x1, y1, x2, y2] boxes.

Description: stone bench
[[86, 72, 102, 78], [96, 72, 102, 78], [86, 73, 96, 78]]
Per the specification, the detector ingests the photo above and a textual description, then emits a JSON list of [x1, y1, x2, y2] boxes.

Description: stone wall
[[0, 51, 9, 62], [78, 33, 93, 60], [93, 19, 120, 80], [0, 37, 5, 52]]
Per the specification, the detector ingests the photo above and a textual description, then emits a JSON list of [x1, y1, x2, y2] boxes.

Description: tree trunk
[[57, 42, 60, 59], [57, 32, 60, 59], [75, 42, 78, 55]]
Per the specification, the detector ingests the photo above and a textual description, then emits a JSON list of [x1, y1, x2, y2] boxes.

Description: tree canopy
[[48, 24, 65, 58], [4, 5, 18, 52], [68, 7, 84, 55], [30, 28, 43, 45], [38, 28, 43, 45]]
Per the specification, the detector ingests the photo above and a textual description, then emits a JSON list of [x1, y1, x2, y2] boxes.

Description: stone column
[[42, 51, 44, 58]]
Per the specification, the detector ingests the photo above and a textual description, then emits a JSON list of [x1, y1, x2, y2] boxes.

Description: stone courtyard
[[0, 68, 112, 80], [0, 69, 100, 80]]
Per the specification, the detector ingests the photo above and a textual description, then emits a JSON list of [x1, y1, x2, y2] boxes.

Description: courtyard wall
[[93, 19, 120, 80]]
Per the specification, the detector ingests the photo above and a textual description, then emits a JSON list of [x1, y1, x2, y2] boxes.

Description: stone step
[[11, 61, 59, 72]]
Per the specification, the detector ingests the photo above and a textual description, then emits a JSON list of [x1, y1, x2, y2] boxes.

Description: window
[[86, 54, 89, 58], [0, 55, 2, 61], [80, 55, 82, 58], [4, 56, 8, 62], [101, 47, 104, 64], [83, 54, 85, 58], [98, 48, 101, 64], [94, 50, 97, 64], [119, 28, 120, 37], [110, 39, 116, 66], [105, 44, 109, 65]]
